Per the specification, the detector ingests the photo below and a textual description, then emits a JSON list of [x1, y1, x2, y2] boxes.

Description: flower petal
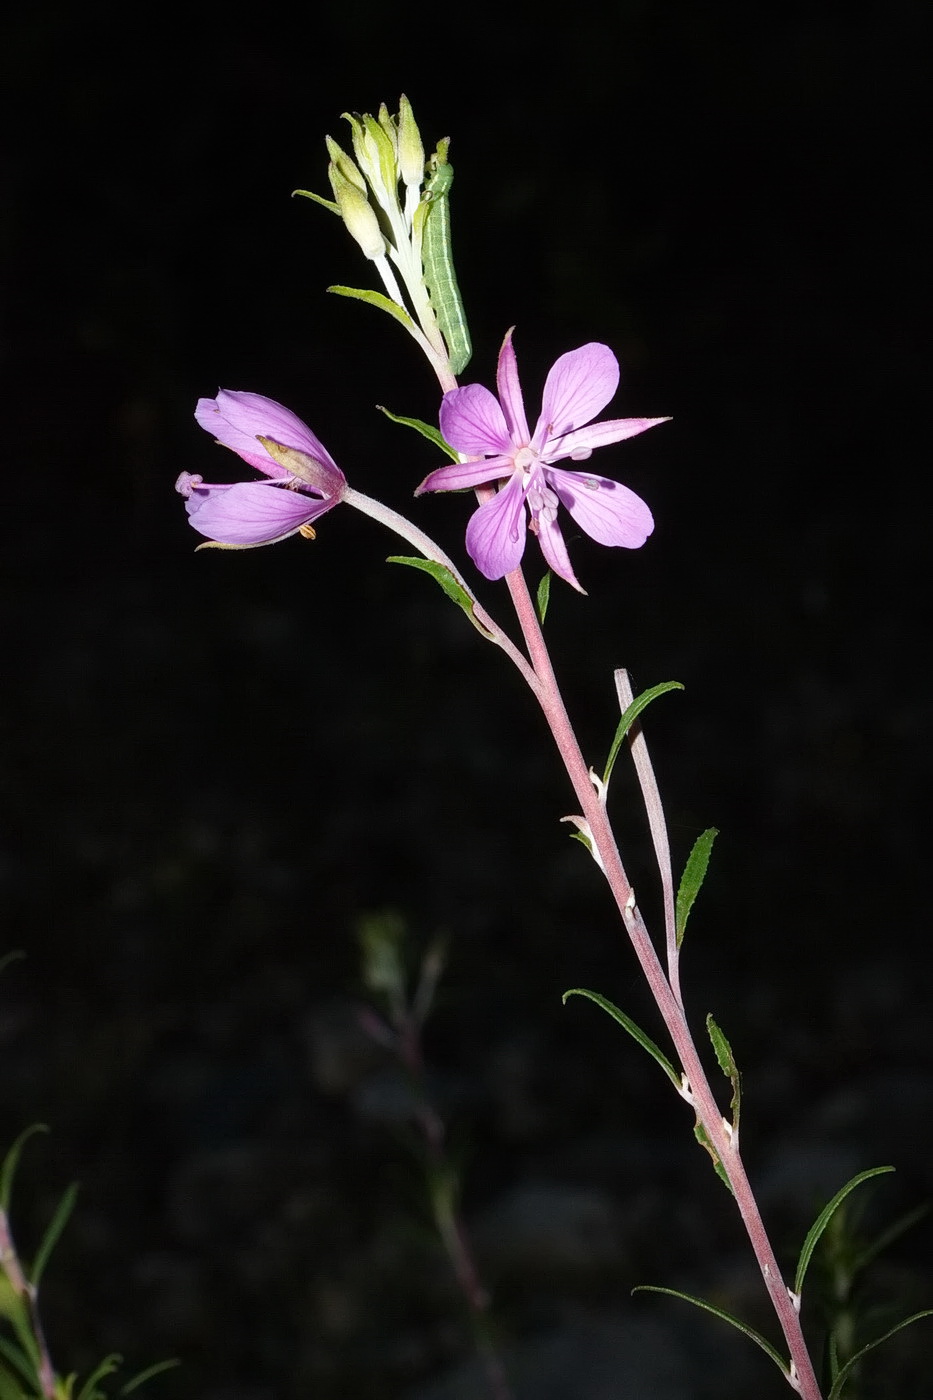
[[464, 471, 528, 579], [415, 456, 514, 495], [534, 511, 585, 593], [183, 479, 333, 546], [534, 344, 620, 449], [439, 383, 513, 456], [495, 328, 530, 443], [546, 468, 654, 549], [195, 390, 340, 480], [555, 415, 671, 460]]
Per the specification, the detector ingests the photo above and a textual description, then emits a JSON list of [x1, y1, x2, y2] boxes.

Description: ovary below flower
[[177, 390, 346, 547], [415, 330, 669, 591]]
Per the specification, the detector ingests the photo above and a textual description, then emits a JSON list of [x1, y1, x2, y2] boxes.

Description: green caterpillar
[[422, 147, 472, 375]]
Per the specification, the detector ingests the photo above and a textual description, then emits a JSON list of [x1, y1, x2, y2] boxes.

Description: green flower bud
[[396, 94, 424, 190], [332, 171, 385, 260], [325, 136, 366, 197]]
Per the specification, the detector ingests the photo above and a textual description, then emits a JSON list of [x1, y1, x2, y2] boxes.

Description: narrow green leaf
[[119, 1360, 180, 1396], [386, 557, 495, 640], [633, 1285, 788, 1376], [794, 1165, 895, 1296], [0, 1298, 41, 1383], [0, 1335, 37, 1389], [562, 989, 681, 1090], [603, 682, 684, 785], [292, 187, 340, 215], [675, 828, 718, 947], [375, 405, 455, 459], [536, 571, 552, 624], [327, 285, 417, 335], [706, 1013, 741, 1134], [827, 1311, 933, 1399], [75, 1355, 121, 1400], [29, 1182, 78, 1289], [692, 1121, 732, 1192], [1, 1124, 48, 1212]]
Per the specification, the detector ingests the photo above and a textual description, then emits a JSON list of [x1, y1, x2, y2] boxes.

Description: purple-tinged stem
[[499, 564, 822, 1400]]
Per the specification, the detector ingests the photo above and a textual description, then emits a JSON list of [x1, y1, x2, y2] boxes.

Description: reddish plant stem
[[501, 566, 822, 1400]]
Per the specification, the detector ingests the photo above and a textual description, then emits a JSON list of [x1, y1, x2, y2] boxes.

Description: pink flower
[[416, 330, 669, 591], [177, 390, 346, 547]]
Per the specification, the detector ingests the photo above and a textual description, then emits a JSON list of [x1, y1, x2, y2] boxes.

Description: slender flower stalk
[[177, 390, 537, 689]]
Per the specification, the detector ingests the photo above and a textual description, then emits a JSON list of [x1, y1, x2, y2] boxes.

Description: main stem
[[502, 566, 822, 1400]]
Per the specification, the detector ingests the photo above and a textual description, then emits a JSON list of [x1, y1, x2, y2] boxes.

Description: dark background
[[2, 2, 930, 1397]]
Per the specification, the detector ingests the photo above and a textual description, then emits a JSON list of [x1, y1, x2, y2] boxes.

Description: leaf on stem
[[706, 1013, 741, 1137], [0, 1334, 38, 1393], [536, 571, 552, 624], [692, 1121, 732, 1192], [75, 1354, 121, 1400], [794, 1165, 895, 1297], [327, 285, 418, 335], [376, 405, 457, 459], [1, 1124, 49, 1213], [603, 682, 684, 786], [562, 989, 681, 1090], [386, 557, 495, 639], [30, 1182, 78, 1289], [826, 1310, 933, 1399], [633, 1285, 789, 1378], [119, 1359, 181, 1396], [675, 828, 718, 948]]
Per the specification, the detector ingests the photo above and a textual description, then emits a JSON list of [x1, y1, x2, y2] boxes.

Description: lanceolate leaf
[[826, 1311, 933, 1399], [536, 571, 552, 624], [794, 1165, 895, 1296], [603, 682, 683, 786], [75, 1354, 121, 1400], [706, 1013, 741, 1135], [633, 1285, 788, 1377], [30, 1181, 79, 1288], [386, 557, 495, 639], [120, 1359, 181, 1395], [562, 989, 681, 1090], [675, 828, 718, 947], [376, 405, 456, 458], [327, 285, 418, 336], [692, 1120, 731, 1192], [0, 1334, 38, 1391], [1, 1124, 48, 1212]]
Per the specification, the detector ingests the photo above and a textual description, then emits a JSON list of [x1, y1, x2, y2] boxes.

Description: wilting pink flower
[[177, 390, 346, 547], [416, 330, 669, 590]]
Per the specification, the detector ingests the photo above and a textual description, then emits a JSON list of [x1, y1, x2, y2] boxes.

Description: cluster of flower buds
[[295, 97, 454, 370]]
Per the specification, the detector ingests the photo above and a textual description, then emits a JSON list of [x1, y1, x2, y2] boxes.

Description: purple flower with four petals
[[416, 330, 669, 591], [177, 390, 346, 547]]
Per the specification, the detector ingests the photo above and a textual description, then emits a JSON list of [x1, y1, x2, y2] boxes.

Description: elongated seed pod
[[422, 157, 472, 375]]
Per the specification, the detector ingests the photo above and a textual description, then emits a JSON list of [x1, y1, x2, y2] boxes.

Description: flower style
[[177, 391, 346, 547], [415, 331, 669, 590]]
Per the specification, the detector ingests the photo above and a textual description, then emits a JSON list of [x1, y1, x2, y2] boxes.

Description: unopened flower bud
[[333, 173, 386, 259], [396, 94, 424, 189], [325, 136, 366, 196], [343, 110, 399, 212]]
